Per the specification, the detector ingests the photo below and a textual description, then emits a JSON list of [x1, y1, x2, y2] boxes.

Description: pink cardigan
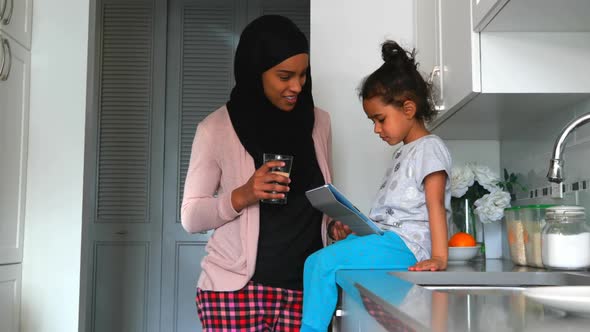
[[181, 105, 333, 291]]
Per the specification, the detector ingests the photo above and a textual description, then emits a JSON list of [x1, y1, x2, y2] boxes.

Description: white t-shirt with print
[[368, 134, 452, 262]]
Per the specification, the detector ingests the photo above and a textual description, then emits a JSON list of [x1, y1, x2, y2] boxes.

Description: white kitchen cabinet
[[0, 0, 33, 49], [415, 0, 590, 139], [471, 0, 508, 32], [438, 0, 480, 116], [0, 32, 29, 265], [473, 0, 590, 32], [0, 264, 22, 332], [414, 0, 441, 110], [415, 0, 480, 123]]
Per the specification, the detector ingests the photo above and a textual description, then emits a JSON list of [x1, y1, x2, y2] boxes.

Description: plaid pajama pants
[[196, 282, 303, 331]]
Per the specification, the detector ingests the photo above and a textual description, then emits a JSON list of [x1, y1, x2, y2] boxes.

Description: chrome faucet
[[547, 112, 590, 183]]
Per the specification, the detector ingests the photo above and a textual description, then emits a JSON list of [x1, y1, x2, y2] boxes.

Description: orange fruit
[[448, 232, 476, 247]]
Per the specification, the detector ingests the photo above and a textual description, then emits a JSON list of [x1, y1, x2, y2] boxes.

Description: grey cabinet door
[[161, 0, 239, 330], [86, 0, 167, 331], [254, 0, 310, 40]]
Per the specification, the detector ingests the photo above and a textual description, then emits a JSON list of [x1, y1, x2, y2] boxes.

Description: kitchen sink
[[389, 271, 590, 287]]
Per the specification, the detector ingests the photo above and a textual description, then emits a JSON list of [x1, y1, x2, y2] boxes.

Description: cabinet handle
[[0, 36, 11, 81], [428, 66, 444, 112], [427, 66, 440, 85], [115, 230, 128, 235], [1, 0, 12, 25]]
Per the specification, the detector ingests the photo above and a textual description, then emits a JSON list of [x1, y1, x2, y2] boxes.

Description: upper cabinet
[[0, 31, 30, 264], [0, 0, 31, 266], [473, 0, 590, 32], [0, 0, 33, 49], [415, 0, 480, 126], [415, 0, 590, 139]]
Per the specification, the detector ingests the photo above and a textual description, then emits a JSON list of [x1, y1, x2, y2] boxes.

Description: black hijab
[[227, 15, 317, 194]]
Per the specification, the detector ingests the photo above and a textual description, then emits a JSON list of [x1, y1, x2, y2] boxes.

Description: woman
[[181, 15, 333, 331]]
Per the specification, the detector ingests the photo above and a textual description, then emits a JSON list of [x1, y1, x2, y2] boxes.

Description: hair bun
[[381, 40, 416, 69]]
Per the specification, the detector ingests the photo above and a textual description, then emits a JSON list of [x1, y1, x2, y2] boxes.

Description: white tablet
[[305, 184, 384, 236]]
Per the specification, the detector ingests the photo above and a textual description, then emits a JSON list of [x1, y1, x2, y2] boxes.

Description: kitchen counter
[[336, 259, 590, 331]]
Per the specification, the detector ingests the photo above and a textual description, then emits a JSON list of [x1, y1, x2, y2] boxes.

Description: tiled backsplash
[[502, 96, 590, 209]]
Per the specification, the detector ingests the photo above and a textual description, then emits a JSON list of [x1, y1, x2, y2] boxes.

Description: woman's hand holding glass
[[231, 160, 291, 212]]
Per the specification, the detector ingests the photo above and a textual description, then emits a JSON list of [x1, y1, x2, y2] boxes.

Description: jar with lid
[[541, 206, 590, 270]]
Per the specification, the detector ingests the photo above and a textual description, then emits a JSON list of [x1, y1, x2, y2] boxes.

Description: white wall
[[21, 0, 90, 331], [447, 140, 500, 174], [311, 0, 415, 213]]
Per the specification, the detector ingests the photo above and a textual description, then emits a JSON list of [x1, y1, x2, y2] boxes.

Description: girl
[[300, 40, 451, 332], [181, 15, 333, 331]]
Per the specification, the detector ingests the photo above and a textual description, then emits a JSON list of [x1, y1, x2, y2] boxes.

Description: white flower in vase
[[450, 163, 513, 232], [469, 163, 501, 193], [450, 163, 524, 259], [450, 164, 475, 198], [473, 190, 512, 223]]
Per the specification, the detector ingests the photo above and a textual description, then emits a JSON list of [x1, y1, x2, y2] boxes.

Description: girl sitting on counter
[[300, 40, 452, 332]]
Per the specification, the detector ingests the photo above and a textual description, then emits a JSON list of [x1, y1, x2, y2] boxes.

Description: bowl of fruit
[[448, 232, 480, 262]]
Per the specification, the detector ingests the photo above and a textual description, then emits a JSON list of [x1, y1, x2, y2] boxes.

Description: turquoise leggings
[[300, 232, 417, 332]]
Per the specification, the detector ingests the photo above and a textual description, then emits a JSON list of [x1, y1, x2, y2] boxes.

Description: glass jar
[[541, 206, 590, 270], [505, 206, 527, 266]]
